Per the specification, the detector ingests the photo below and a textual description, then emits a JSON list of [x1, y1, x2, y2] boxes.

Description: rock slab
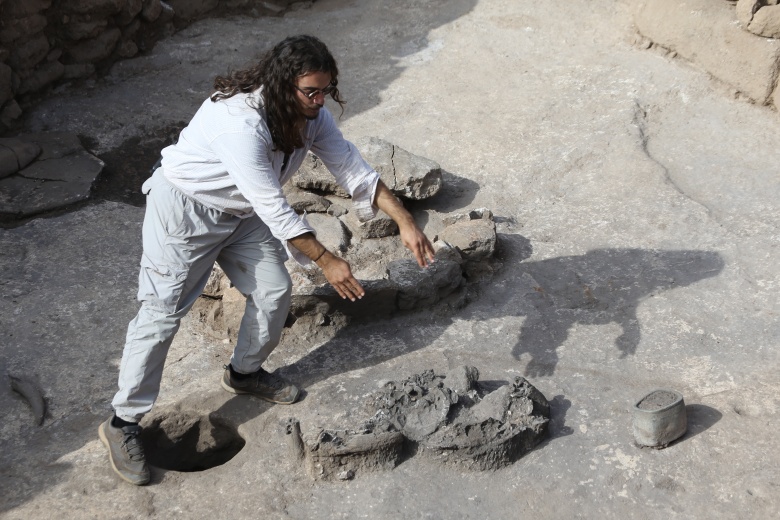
[[0, 132, 104, 217]]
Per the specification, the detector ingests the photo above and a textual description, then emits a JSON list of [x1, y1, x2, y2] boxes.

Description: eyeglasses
[[294, 84, 336, 100]]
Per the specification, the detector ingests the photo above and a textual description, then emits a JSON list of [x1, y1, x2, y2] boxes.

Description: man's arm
[[373, 180, 435, 268], [288, 181, 434, 302], [288, 233, 366, 302]]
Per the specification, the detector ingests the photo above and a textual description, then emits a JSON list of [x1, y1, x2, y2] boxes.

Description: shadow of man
[[278, 238, 725, 385], [495, 242, 725, 377]]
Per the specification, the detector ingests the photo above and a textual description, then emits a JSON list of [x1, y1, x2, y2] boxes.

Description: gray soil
[[637, 390, 680, 410], [1, 0, 779, 519]]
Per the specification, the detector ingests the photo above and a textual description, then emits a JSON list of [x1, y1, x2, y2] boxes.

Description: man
[[99, 34, 435, 485]]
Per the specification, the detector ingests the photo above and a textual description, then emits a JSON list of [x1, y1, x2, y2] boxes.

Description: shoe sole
[[220, 378, 300, 405], [98, 421, 151, 486]]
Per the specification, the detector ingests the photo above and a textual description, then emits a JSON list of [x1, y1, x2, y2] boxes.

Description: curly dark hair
[[211, 35, 345, 154]]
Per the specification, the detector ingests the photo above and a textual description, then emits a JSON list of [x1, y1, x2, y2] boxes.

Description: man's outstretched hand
[[374, 180, 435, 268], [399, 222, 435, 268], [316, 252, 365, 301]]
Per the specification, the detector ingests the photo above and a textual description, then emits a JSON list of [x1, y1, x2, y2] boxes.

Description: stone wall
[[632, 0, 780, 111], [0, 0, 302, 133]]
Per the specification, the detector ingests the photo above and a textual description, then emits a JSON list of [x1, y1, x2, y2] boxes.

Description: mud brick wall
[[0, 0, 301, 133]]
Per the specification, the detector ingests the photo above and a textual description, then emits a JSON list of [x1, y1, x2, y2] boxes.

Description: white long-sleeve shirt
[[159, 88, 380, 262]]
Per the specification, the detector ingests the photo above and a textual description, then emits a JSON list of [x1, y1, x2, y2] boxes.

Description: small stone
[[342, 208, 398, 240], [337, 469, 354, 480], [439, 219, 497, 262]]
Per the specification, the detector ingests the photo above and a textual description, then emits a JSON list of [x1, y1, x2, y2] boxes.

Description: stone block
[[1, 0, 51, 18], [116, 0, 144, 25], [141, 0, 163, 22], [0, 147, 16, 178], [0, 100, 22, 128], [290, 279, 399, 319], [165, 0, 218, 21], [773, 80, 780, 109], [748, 4, 780, 37], [388, 257, 463, 310], [63, 17, 109, 41], [17, 132, 83, 160], [116, 39, 138, 58], [0, 138, 42, 178], [0, 14, 48, 45], [634, 0, 780, 104], [0, 150, 104, 216], [66, 28, 121, 63], [8, 33, 49, 70], [439, 218, 496, 262], [736, 0, 762, 27], [62, 0, 124, 16], [63, 63, 96, 79], [305, 212, 350, 253], [354, 136, 442, 200], [17, 61, 64, 95], [342, 208, 397, 240], [121, 19, 142, 39], [0, 63, 13, 106], [158, 1, 175, 23], [293, 152, 350, 197], [284, 187, 331, 213]]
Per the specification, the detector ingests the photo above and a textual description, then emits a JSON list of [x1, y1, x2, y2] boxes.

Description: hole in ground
[[140, 411, 245, 472]]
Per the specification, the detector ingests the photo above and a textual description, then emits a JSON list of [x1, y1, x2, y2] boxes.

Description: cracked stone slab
[[292, 136, 442, 201], [354, 136, 443, 200], [0, 150, 104, 216], [0, 138, 41, 179], [17, 132, 85, 160], [0, 132, 103, 217]]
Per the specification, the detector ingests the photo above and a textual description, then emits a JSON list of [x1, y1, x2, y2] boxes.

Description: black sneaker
[[221, 364, 300, 404], [98, 418, 150, 486]]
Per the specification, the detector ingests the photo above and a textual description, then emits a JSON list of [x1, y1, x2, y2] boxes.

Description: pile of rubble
[[192, 137, 499, 339], [286, 367, 550, 481]]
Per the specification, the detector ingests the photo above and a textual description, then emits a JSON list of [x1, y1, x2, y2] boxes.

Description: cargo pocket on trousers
[[137, 254, 189, 314]]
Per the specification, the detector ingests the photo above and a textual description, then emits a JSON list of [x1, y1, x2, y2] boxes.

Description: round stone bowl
[[632, 389, 687, 448]]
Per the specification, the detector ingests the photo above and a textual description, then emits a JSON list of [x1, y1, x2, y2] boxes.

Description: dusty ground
[[1, 0, 779, 518]]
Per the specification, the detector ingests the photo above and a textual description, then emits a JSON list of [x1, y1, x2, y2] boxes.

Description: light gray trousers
[[112, 169, 292, 422]]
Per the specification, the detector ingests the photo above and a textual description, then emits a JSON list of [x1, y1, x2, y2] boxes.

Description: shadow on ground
[[276, 239, 724, 384]]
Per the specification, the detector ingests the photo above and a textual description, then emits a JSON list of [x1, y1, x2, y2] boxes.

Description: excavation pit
[[140, 412, 245, 472]]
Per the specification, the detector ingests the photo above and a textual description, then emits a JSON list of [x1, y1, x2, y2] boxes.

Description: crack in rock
[[632, 101, 715, 217]]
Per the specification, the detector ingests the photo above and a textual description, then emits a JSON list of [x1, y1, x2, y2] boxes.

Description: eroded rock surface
[[287, 367, 550, 480]]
